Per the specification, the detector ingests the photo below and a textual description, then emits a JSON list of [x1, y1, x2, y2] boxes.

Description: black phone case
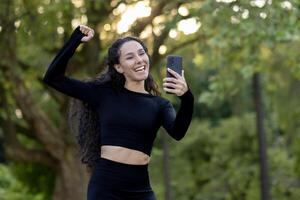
[[166, 55, 182, 78], [166, 55, 183, 93]]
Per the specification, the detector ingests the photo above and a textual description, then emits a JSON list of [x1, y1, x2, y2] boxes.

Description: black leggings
[[87, 157, 156, 200]]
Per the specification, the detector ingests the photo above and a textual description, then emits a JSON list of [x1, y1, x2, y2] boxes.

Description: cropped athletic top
[[43, 26, 194, 156]]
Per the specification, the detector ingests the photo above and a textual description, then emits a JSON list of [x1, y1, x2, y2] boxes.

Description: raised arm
[[43, 25, 98, 106], [161, 89, 194, 140]]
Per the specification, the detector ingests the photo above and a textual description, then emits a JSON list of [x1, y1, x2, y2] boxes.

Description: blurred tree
[[0, 0, 203, 199], [0, 0, 299, 200]]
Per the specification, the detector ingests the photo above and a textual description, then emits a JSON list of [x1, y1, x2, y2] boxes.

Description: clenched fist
[[79, 25, 94, 42]]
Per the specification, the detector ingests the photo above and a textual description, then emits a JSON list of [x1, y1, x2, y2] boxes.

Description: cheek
[[120, 60, 133, 71], [145, 56, 150, 65]]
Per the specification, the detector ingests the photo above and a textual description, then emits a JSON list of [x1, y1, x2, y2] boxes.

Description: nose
[[135, 54, 143, 63]]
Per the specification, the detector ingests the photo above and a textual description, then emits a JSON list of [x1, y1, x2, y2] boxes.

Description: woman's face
[[114, 40, 150, 83]]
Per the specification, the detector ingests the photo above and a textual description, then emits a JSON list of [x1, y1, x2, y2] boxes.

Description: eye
[[139, 52, 145, 56], [126, 57, 133, 60]]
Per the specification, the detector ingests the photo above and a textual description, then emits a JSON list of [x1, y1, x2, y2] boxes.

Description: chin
[[135, 72, 149, 81], [136, 76, 148, 81], [142, 73, 150, 80]]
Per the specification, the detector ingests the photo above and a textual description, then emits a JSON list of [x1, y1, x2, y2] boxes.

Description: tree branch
[[5, 143, 58, 169], [0, 84, 57, 169], [0, 7, 66, 160], [167, 33, 206, 54], [150, 4, 191, 66], [17, 59, 31, 70], [0, 116, 36, 139], [37, 76, 68, 107], [1, 62, 65, 160], [131, 0, 169, 36]]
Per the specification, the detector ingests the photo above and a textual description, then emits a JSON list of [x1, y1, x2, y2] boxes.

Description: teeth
[[135, 66, 145, 72]]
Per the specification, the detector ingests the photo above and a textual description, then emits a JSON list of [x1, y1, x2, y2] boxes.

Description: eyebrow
[[124, 49, 145, 56]]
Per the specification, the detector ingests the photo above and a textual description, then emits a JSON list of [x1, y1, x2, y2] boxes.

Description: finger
[[80, 25, 87, 31], [163, 77, 184, 83], [164, 87, 183, 96], [80, 26, 91, 35], [167, 68, 182, 79], [90, 30, 95, 37], [163, 82, 178, 89], [164, 79, 185, 89], [84, 36, 91, 41], [166, 83, 185, 92], [89, 30, 95, 37], [163, 78, 184, 86], [163, 77, 178, 83], [167, 68, 181, 78], [81, 35, 91, 42], [80, 26, 88, 35], [182, 70, 186, 80], [81, 37, 88, 42], [163, 87, 177, 94], [86, 34, 93, 41], [88, 34, 93, 39]]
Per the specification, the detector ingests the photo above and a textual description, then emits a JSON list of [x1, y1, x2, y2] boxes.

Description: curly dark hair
[[68, 36, 160, 169]]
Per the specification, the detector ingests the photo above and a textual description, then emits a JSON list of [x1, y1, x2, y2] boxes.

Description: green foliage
[[149, 114, 300, 200], [0, 164, 51, 200], [1, 0, 300, 199], [10, 162, 55, 198]]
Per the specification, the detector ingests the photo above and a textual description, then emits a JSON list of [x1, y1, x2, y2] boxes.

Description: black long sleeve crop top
[[43, 26, 194, 156]]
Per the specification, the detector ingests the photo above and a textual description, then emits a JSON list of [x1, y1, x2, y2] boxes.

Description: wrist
[[179, 88, 194, 101], [71, 26, 85, 43]]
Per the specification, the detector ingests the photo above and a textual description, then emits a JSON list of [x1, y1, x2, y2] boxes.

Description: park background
[[0, 0, 300, 199]]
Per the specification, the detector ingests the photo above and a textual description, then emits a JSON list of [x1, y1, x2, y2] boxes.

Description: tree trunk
[[0, 1, 90, 200], [52, 150, 90, 200], [252, 72, 271, 200], [162, 132, 172, 200]]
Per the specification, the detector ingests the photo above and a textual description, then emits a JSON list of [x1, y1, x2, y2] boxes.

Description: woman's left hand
[[163, 68, 188, 96]]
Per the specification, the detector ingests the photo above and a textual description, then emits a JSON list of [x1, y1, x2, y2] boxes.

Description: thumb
[[81, 32, 94, 42]]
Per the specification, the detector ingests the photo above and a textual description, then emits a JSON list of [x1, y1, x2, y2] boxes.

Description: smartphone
[[166, 55, 183, 92], [166, 55, 183, 78]]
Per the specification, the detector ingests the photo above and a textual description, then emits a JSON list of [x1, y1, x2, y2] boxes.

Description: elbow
[[42, 72, 61, 86], [42, 75, 49, 83], [176, 135, 185, 141], [42, 74, 52, 85], [172, 132, 186, 141], [167, 126, 189, 141], [42, 75, 58, 88], [165, 125, 187, 141]]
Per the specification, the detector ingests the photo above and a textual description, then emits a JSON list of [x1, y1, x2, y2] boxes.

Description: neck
[[124, 80, 148, 94]]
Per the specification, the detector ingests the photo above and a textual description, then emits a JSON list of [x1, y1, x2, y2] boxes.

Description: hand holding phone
[[163, 55, 188, 96], [165, 55, 182, 93]]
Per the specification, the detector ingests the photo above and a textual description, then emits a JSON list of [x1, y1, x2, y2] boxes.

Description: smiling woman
[[42, 24, 194, 200]]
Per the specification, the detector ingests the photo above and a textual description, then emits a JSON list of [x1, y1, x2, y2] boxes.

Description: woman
[[43, 25, 194, 200]]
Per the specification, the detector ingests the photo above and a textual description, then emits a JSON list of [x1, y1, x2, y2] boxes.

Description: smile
[[134, 65, 146, 72]]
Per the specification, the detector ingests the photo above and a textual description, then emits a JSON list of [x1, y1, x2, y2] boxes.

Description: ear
[[114, 64, 124, 73]]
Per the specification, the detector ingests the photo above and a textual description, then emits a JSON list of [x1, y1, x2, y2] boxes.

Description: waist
[[101, 145, 151, 165], [91, 157, 151, 189], [100, 130, 156, 155]]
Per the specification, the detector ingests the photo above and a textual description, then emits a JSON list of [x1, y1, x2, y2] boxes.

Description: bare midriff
[[101, 145, 150, 165]]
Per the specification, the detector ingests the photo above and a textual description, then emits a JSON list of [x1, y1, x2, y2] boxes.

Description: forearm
[[43, 26, 84, 84], [164, 89, 194, 140], [42, 27, 99, 105]]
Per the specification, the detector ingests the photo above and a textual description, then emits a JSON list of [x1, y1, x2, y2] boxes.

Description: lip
[[134, 65, 146, 72]]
